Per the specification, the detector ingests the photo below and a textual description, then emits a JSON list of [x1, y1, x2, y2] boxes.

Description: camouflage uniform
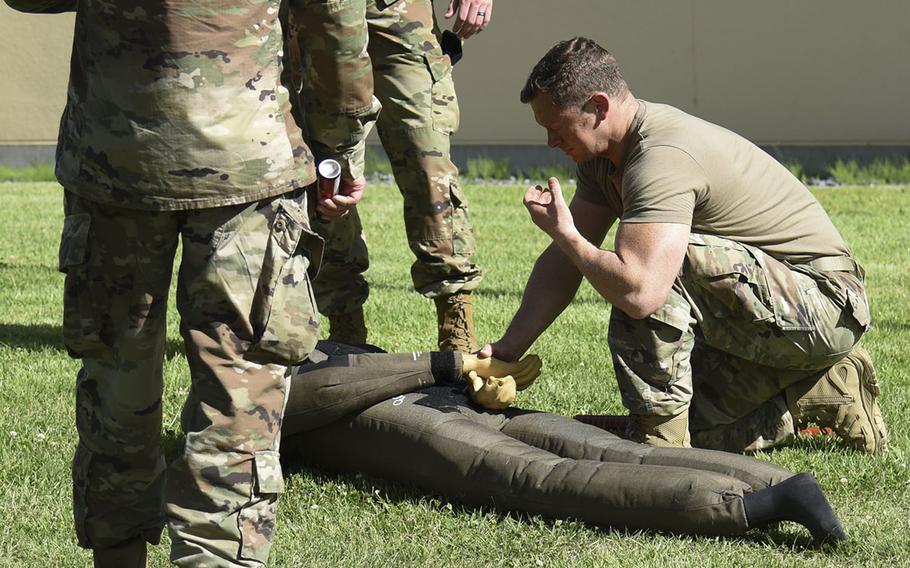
[[609, 233, 871, 452], [307, 0, 483, 317], [44, 0, 377, 564]]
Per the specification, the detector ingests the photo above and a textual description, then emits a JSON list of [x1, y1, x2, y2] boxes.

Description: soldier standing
[[7, 0, 378, 565], [482, 37, 888, 455], [305, 0, 488, 352]]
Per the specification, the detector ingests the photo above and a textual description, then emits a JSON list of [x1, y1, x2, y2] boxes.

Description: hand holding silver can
[[317, 159, 342, 201]]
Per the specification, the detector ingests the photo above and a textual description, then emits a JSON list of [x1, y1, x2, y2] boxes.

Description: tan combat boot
[[627, 412, 692, 448], [434, 291, 477, 352], [93, 538, 147, 568], [786, 345, 888, 453], [327, 305, 368, 344]]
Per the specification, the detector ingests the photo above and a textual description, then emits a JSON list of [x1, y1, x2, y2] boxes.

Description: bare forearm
[[552, 230, 646, 317], [498, 244, 584, 357]]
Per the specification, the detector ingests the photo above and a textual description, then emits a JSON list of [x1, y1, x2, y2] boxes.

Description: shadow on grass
[[162, 427, 185, 462], [279, 459, 838, 552], [0, 322, 184, 357], [0, 323, 64, 351]]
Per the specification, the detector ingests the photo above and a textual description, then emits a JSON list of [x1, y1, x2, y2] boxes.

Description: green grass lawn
[[1, 181, 908, 567]]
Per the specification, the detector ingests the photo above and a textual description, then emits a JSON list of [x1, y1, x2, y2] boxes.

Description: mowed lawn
[[0, 181, 908, 567]]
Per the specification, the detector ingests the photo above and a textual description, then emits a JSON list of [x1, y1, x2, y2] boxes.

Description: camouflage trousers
[[312, 0, 482, 315], [60, 189, 321, 566], [608, 233, 871, 452]]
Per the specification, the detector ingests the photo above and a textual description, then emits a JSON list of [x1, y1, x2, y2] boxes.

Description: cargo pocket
[[302, 224, 325, 279], [845, 287, 872, 330], [610, 295, 694, 416], [72, 443, 93, 547], [648, 299, 694, 337], [238, 450, 285, 562], [826, 272, 872, 331], [58, 213, 102, 357], [424, 52, 459, 135], [449, 180, 475, 256], [250, 201, 321, 363], [645, 300, 694, 398], [749, 247, 816, 331], [685, 236, 775, 324], [58, 212, 90, 273]]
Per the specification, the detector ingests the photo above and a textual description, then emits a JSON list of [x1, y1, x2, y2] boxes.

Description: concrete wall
[[2, 0, 909, 164], [441, 0, 910, 146], [0, 8, 73, 146]]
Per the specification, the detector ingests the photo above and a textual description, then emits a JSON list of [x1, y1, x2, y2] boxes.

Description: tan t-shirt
[[576, 101, 851, 263]]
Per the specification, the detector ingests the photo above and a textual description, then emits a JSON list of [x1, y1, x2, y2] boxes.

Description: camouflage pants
[[60, 189, 321, 566], [311, 0, 482, 315], [608, 233, 870, 451]]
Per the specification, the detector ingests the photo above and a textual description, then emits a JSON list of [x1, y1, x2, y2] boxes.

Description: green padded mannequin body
[[281, 342, 795, 536]]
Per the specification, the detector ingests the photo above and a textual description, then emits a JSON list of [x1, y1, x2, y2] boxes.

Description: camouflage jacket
[[27, 0, 378, 210]]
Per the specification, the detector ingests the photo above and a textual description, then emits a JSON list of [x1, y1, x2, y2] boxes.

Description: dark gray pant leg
[[288, 387, 752, 536], [499, 411, 793, 491]]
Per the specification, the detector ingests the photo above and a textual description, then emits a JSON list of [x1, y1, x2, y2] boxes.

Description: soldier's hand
[[317, 175, 365, 220], [445, 0, 492, 39], [524, 177, 576, 239], [466, 371, 516, 410], [476, 341, 522, 364], [463, 353, 542, 391]]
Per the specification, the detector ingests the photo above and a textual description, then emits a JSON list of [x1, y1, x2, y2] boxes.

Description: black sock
[[743, 473, 846, 542], [430, 351, 460, 385]]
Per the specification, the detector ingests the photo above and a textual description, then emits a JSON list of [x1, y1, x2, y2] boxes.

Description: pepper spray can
[[317, 159, 342, 200]]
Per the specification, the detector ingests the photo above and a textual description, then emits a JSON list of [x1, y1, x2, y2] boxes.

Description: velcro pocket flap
[[648, 300, 693, 334], [253, 451, 285, 495], [424, 51, 452, 83], [301, 225, 325, 278], [58, 213, 91, 273], [751, 248, 815, 331]]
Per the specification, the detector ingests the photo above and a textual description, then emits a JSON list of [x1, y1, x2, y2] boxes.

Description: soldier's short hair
[[520, 37, 629, 107]]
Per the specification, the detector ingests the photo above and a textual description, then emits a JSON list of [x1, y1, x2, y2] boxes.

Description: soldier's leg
[[785, 345, 886, 452], [289, 387, 754, 537], [681, 234, 885, 452], [608, 288, 697, 447], [309, 209, 370, 342], [288, 0, 377, 345], [684, 342, 805, 452], [681, 234, 861, 371], [166, 190, 320, 566], [368, 0, 482, 350], [60, 192, 178, 557], [689, 344, 887, 453], [611, 233, 883, 451]]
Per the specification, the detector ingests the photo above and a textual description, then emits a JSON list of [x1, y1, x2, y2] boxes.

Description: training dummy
[[280, 342, 846, 542]]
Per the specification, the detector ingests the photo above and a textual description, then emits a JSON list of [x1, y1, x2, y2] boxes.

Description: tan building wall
[[0, 8, 73, 145], [2, 0, 909, 151]]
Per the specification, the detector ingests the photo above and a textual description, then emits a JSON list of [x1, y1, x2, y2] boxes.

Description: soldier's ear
[[587, 93, 610, 120]]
